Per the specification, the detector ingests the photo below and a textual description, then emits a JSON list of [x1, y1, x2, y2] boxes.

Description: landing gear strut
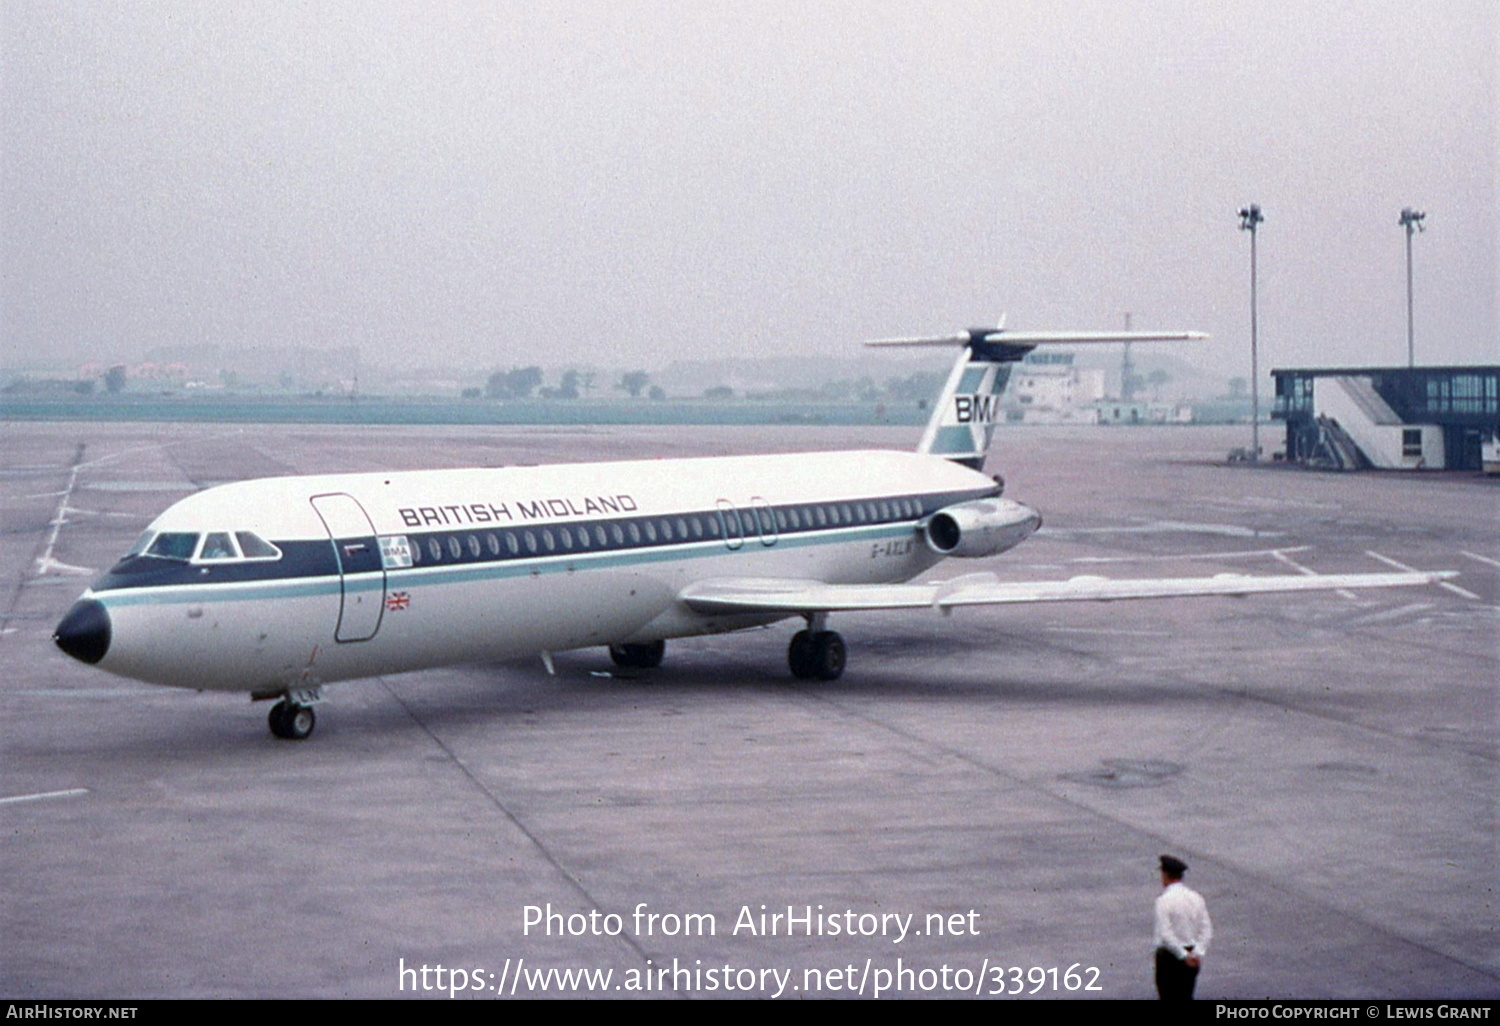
[[788, 628, 845, 681], [609, 640, 666, 669], [268, 699, 316, 740]]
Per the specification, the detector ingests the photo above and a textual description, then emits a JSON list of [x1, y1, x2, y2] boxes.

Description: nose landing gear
[[268, 700, 316, 740], [266, 687, 322, 740]]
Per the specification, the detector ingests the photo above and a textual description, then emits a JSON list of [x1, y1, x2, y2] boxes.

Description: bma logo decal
[[953, 394, 1001, 424]]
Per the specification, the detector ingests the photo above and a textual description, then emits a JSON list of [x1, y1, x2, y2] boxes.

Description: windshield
[[144, 532, 200, 561]]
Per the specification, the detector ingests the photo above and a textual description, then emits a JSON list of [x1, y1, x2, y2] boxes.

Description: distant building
[[1093, 399, 1194, 425], [140, 344, 360, 392], [1002, 352, 1106, 424], [1273, 365, 1500, 471]]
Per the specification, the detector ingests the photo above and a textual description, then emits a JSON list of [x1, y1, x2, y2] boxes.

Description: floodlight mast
[[1399, 207, 1426, 369], [1238, 204, 1264, 461]]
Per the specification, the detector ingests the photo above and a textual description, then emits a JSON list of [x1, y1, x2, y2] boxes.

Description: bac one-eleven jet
[[54, 327, 1450, 739]]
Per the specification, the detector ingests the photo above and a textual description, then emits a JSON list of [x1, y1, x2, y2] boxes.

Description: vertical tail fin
[[917, 339, 1018, 470], [867, 327, 1032, 471], [866, 326, 1208, 471]]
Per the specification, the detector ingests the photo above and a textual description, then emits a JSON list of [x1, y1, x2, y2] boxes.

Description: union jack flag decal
[[385, 591, 411, 611]]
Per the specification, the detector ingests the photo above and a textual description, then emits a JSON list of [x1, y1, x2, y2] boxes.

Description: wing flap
[[679, 571, 1455, 616]]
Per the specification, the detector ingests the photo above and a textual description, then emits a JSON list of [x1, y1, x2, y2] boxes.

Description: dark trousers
[[1155, 947, 1199, 1000]]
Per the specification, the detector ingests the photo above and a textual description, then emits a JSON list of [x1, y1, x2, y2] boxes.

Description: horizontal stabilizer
[[867, 330, 1208, 349], [680, 570, 1455, 616]]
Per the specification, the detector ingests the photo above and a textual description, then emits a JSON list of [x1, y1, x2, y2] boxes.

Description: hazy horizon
[[4, 2, 1495, 382]]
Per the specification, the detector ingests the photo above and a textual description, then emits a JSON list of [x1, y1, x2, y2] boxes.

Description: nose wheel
[[268, 699, 316, 740]]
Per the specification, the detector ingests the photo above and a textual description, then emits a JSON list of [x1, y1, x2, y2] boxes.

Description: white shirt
[[1154, 881, 1212, 960]]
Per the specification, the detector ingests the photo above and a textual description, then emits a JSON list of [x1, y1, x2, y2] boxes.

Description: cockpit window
[[199, 532, 238, 560], [235, 532, 281, 559], [146, 533, 200, 560]]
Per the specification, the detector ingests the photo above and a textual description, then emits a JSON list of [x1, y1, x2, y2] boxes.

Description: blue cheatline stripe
[[95, 521, 933, 610], [94, 486, 997, 597]]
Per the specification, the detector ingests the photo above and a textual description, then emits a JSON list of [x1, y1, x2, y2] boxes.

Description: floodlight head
[[1238, 204, 1263, 231], [1399, 207, 1427, 232]]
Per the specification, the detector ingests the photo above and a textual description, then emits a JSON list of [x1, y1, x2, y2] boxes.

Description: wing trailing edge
[[679, 570, 1456, 616]]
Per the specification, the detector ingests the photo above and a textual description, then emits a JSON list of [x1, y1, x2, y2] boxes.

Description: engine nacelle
[[923, 498, 1041, 558]]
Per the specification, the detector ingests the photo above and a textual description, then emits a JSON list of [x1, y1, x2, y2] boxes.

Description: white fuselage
[[66, 449, 1012, 694]]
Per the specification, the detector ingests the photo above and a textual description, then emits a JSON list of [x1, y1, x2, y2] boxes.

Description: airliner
[[53, 328, 1450, 739]]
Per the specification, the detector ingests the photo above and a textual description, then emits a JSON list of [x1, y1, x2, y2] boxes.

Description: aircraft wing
[[678, 570, 1455, 616]]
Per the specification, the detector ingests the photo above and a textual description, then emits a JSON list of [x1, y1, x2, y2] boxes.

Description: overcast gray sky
[[3, 1, 1495, 379]]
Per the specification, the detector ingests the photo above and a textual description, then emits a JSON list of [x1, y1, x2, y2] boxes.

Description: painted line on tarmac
[[1272, 550, 1360, 602], [1459, 550, 1500, 571], [1072, 545, 1311, 565], [1365, 550, 1480, 600], [0, 788, 89, 807]]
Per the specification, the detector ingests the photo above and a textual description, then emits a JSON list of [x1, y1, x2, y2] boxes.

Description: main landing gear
[[609, 640, 666, 669], [788, 614, 845, 681]]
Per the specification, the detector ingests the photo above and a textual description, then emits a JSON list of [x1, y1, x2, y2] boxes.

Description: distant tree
[[461, 387, 482, 399], [703, 385, 734, 400], [74, 380, 95, 396], [648, 385, 666, 401], [884, 373, 943, 401], [617, 370, 650, 398], [1227, 377, 1248, 399], [486, 366, 544, 400], [557, 369, 581, 399], [104, 365, 127, 394], [1148, 369, 1170, 399]]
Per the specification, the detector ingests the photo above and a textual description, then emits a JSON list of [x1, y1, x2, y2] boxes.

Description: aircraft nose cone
[[54, 599, 111, 665]]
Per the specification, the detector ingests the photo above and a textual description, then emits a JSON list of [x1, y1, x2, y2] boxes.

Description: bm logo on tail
[[953, 394, 1002, 425]]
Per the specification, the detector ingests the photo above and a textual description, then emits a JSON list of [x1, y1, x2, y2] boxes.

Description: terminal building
[[1272, 365, 1500, 471]]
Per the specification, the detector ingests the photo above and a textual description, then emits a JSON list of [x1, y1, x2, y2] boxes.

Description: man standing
[[1154, 854, 1212, 1000]]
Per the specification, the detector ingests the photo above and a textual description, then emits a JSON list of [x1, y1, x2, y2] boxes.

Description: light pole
[[1238, 204, 1264, 460], [1399, 207, 1425, 369]]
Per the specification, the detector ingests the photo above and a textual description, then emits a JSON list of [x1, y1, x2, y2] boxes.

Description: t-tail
[[867, 324, 1208, 471]]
